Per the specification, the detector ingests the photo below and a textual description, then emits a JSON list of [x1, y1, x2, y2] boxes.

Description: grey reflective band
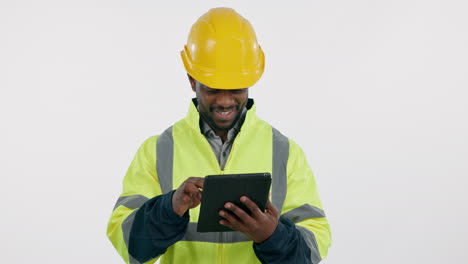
[[271, 127, 289, 213], [129, 253, 141, 264], [181, 223, 250, 243], [114, 194, 148, 262], [113, 195, 149, 211], [157, 126, 174, 194], [122, 211, 159, 264], [121, 210, 140, 263], [281, 204, 326, 223], [296, 226, 322, 264]]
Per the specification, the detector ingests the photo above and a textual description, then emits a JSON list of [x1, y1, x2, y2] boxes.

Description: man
[[107, 7, 331, 264]]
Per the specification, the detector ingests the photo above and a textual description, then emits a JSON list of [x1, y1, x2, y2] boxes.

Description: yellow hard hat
[[181, 8, 265, 89]]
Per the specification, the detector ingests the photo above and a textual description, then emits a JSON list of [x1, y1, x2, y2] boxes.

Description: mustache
[[210, 105, 239, 112]]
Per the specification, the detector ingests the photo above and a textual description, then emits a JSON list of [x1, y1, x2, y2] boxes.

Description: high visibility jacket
[[107, 99, 332, 263]]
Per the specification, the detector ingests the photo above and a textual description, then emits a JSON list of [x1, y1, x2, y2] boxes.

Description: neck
[[214, 130, 228, 143], [201, 116, 230, 142]]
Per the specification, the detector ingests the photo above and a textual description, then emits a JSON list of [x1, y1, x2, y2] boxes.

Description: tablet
[[197, 172, 271, 232]]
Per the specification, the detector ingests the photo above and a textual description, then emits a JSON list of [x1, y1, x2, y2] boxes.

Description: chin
[[214, 121, 234, 131]]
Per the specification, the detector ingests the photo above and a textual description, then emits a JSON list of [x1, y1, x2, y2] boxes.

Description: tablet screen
[[197, 173, 271, 232]]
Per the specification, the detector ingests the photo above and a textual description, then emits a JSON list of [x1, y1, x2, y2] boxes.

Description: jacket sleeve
[[253, 217, 315, 263], [128, 190, 189, 262], [255, 139, 332, 263], [106, 136, 188, 263]]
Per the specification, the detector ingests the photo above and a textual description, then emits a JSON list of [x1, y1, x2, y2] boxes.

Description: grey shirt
[[199, 107, 247, 170]]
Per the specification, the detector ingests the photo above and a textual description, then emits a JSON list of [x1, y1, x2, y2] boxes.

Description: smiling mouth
[[213, 108, 236, 121]]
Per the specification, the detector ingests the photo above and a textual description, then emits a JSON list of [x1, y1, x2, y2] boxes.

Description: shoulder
[[268, 125, 306, 159], [288, 138, 306, 159], [134, 135, 159, 157]]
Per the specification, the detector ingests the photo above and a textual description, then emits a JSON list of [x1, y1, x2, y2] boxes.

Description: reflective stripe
[[122, 210, 159, 263], [122, 210, 140, 263], [281, 204, 326, 223], [181, 223, 250, 243], [157, 126, 174, 194], [113, 195, 149, 211], [271, 127, 289, 213], [129, 254, 140, 264], [296, 226, 321, 264], [280, 203, 325, 262]]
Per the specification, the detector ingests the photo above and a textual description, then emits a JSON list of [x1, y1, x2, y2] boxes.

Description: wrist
[[165, 191, 190, 222], [254, 221, 285, 248], [171, 191, 187, 216], [255, 221, 279, 243]]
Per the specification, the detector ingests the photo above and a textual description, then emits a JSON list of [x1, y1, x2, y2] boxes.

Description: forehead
[[195, 80, 214, 90], [195, 80, 223, 91], [195, 79, 248, 91]]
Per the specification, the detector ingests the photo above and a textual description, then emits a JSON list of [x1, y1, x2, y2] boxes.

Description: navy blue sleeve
[[253, 218, 312, 264], [128, 191, 189, 263]]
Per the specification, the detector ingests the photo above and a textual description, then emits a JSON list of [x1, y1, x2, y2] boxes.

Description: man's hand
[[219, 196, 279, 243], [172, 177, 204, 216]]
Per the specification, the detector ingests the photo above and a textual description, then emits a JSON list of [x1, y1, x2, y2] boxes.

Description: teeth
[[217, 110, 233, 116]]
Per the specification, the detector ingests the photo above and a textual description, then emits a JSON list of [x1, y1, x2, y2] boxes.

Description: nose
[[215, 90, 236, 108]]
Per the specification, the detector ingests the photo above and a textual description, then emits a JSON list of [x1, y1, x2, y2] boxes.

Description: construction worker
[[107, 7, 332, 264]]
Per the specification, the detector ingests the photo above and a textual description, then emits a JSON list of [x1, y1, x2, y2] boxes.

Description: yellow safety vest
[[107, 99, 331, 264]]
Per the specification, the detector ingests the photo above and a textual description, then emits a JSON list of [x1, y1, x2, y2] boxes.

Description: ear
[[187, 74, 196, 92]]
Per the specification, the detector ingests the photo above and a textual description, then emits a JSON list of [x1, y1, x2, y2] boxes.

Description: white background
[[1, 0, 467, 263]]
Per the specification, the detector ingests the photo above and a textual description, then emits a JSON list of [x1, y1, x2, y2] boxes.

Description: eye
[[206, 89, 218, 95], [231, 89, 245, 94]]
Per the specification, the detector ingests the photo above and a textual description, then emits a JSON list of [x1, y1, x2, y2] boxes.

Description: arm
[[129, 176, 205, 262], [219, 139, 332, 263], [127, 190, 189, 262], [253, 218, 316, 264], [106, 136, 205, 263], [106, 136, 163, 264], [275, 139, 332, 262], [219, 197, 321, 264]]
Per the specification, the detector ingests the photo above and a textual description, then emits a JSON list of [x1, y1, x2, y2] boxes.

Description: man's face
[[189, 76, 249, 132]]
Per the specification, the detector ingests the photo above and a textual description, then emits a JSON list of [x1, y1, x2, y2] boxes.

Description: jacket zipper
[[217, 134, 241, 263], [222, 132, 240, 172], [203, 131, 242, 263], [218, 142, 225, 263], [218, 232, 224, 264]]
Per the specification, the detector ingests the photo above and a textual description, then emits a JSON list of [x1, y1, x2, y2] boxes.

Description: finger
[[186, 177, 204, 189], [240, 196, 262, 216], [225, 202, 252, 223], [177, 183, 202, 208], [187, 185, 203, 206], [194, 178, 204, 189], [184, 182, 202, 197], [219, 210, 242, 231], [219, 218, 236, 231]]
